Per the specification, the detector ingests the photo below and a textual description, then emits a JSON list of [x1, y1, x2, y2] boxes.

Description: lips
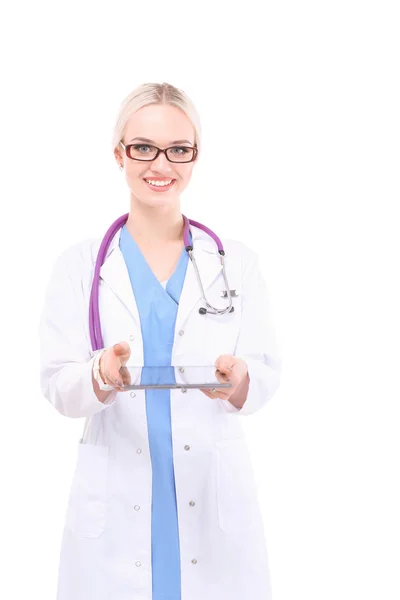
[[143, 178, 176, 192]]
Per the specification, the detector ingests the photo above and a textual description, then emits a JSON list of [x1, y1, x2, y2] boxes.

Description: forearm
[[41, 357, 117, 418]]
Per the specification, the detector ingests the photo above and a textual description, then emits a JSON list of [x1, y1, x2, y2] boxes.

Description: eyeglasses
[[119, 141, 198, 163]]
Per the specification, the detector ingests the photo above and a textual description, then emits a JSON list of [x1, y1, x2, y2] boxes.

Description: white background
[[0, 1, 399, 599]]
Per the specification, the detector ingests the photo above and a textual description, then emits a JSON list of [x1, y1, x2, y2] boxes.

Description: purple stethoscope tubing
[[89, 214, 232, 352]]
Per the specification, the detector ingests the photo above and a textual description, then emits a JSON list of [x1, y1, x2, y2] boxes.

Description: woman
[[40, 82, 281, 600]]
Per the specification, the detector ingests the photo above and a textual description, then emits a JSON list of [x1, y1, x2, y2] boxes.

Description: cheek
[[179, 164, 195, 182], [125, 165, 146, 186], [129, 165, 146, 178]]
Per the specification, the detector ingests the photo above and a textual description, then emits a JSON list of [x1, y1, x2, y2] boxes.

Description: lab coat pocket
[[66, 442, 109, 539], [216, 437, 260, 534]]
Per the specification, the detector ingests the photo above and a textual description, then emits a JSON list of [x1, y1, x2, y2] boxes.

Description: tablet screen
[[116, 365, 232, 390]]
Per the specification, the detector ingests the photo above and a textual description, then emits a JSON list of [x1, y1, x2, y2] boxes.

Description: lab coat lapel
[[95, 223, 222, 333], [175, 226, 222, 331], [97, 229, 141, 328]]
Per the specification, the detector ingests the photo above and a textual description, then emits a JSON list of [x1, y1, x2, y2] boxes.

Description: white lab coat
[[39, 224, 281, 600]]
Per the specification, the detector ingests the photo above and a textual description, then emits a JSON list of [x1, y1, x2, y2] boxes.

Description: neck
[[126, 198, 184, 243]]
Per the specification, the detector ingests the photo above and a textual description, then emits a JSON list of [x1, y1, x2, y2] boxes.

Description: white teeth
[[145, 179, 173, 187]]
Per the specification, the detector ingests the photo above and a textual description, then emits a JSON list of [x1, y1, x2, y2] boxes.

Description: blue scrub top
[[119, 224, 191, 600]]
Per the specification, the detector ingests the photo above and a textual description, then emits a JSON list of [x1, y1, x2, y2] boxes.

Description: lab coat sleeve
[[39, 246, 117, 418], [219, 250, 282, 416]]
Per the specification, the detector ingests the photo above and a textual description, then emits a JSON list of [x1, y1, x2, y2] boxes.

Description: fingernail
[[115, 379, 122, 387]]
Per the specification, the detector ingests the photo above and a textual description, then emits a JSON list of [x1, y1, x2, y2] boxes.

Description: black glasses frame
[[119, 141, 198, 163]]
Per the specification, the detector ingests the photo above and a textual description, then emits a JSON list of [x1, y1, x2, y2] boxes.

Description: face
[[115, 104, 198, 208]]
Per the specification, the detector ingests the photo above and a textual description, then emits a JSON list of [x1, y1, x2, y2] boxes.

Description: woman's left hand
[[200, 355, 248, 401]]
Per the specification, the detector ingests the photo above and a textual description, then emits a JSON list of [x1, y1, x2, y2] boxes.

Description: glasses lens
[[166, 147, 195, 162], [129, 144, 158, 160]]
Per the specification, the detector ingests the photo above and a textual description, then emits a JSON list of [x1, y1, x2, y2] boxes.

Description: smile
[[143, 178, 176, 191]]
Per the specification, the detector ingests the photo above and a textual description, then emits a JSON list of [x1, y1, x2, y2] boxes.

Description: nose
[[150, 150, 173, 173]]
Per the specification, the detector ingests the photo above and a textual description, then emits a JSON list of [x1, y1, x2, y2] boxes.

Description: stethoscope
[[89, 213, 234, 351]]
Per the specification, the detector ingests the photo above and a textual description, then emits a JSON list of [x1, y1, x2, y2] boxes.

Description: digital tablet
[[116, 365, 233, 390]]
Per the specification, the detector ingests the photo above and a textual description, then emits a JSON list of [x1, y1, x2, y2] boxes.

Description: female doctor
[[39, 82, 281, 600]]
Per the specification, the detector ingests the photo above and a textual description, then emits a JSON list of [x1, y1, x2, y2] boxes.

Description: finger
[[200, 388, 215, 398], [215, 370, 230, 383], [113, 342, 131, 361], [215, 354, 230, 368], [215, 385, 232, 397], [200, 387, 231, 400], [215, 356, 235, 375], [119, 365, 131, 387], [106, 373, 124, 389], [215, 365, 238, 390], [101, 363, 125, 388]]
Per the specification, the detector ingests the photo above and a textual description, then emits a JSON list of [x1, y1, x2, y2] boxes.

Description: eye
[[170, 146, 190, 155], [133, 144, 152, 154]]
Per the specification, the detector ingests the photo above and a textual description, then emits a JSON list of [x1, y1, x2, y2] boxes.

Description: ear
[[114, 146, 123, 165]]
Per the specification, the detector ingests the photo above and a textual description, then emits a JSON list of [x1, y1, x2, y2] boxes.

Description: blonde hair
[[112, 82, 202, 154]]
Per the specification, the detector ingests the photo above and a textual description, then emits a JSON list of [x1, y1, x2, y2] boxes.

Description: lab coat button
[[181, 388, 187, 394], [134, 505, 140, 511], [184, 445, 191, 451], [136, 448, 142, 454], [179, 329, 184, 336], [189, 501, 195, 507], [135, 561, 141, 567], [129, 335, 134, 341], [130, 392, 136, 398], [191, 559, 198, 564], [179, 367, 185, 373]]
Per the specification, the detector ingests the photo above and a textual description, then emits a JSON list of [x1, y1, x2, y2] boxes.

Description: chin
[[136, 194, 179, 209]]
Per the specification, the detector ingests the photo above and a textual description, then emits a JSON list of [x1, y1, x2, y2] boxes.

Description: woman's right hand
[[99, 341, 132, 389]]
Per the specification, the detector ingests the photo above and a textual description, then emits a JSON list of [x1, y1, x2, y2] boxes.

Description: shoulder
[[222, 238, 262, 286], [222, 237, 258, 263], [191, 223, 261, 282], [50, 236, 101, 275], [191, 224, 258, 267]]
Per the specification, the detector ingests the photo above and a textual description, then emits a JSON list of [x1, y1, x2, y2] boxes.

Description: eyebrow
[[129, 137, 193, 145]]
